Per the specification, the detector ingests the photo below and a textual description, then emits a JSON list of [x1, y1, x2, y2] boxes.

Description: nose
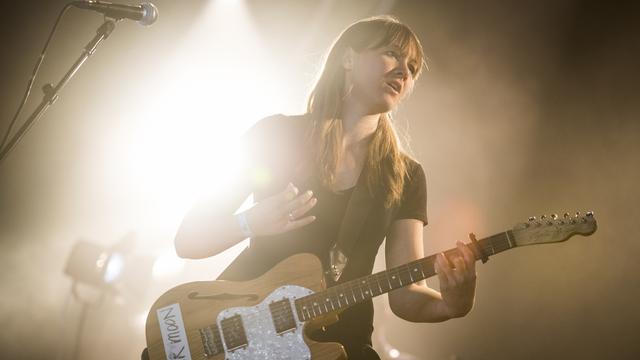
[[394, 60, 410, 80]]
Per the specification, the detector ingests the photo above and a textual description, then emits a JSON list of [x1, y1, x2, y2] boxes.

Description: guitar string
[[181, 255, 472, 358], [224, 235, 512, 335], [183, 234, 514, 351], [163, 222, 595, 357], [211, 261, 425, 330], [203, 235, 513, 338], [156, 236, 514, 358]]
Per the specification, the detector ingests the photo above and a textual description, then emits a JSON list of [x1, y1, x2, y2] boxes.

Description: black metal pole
[[0, 19, 117, 164]]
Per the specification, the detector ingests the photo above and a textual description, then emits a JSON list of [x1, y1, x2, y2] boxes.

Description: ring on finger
[[288, 212, 295, 221]]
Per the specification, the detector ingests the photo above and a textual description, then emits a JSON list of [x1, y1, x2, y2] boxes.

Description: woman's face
[[346, 44, 417, 114]]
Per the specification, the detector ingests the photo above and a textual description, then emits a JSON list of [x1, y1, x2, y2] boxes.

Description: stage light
[[64, 238, 154, 297], [64, 240, 126, 288], [104, 252, 125, 284], [104, 0, 293, 240]]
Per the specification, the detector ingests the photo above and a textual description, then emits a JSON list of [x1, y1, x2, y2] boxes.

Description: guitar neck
[[295, 230, 516, 321]]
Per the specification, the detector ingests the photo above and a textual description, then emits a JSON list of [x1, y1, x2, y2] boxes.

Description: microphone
[[72, 1, 158, 26]]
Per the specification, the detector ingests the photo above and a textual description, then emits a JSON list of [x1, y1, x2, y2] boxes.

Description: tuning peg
[[586, 211, 594, 217], [564, 213, 570, 219], [540, 214, 547, 220], [551, 214, 558, 220], [528, 216, 536, 221]]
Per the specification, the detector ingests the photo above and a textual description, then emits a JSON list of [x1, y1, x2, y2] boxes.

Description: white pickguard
[[217, 285, 314, 360]]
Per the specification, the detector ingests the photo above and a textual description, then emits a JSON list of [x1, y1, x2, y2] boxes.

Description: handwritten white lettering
[[157, 303, 192, 360]]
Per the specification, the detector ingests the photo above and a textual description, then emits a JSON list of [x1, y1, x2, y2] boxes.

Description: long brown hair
[[306, 15, 426, 208]]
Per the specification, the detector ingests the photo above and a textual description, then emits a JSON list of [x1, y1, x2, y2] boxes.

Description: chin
[[361, 94, 398, 115], [375, 98, 398, 113]]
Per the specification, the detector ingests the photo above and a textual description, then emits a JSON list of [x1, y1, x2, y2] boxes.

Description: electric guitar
[[145, 211, 597, 360]]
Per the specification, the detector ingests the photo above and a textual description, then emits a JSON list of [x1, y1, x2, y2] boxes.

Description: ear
[[342, 47, 355, 70]]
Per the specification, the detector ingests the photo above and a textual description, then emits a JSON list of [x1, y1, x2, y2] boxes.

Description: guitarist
[[174, 16, 477, 360]]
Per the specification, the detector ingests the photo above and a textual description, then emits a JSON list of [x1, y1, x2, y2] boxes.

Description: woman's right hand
[[243, 183, 317, 237]]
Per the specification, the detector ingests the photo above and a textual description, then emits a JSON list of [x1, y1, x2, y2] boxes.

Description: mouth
[[385, 81, 401, 95]]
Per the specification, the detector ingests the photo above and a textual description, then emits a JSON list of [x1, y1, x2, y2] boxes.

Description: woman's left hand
[[434, 241, 477, 318]]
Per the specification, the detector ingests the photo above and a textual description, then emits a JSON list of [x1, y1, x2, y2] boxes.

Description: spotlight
[[64, 236, 154, 297], [64, 240, 126, 288]]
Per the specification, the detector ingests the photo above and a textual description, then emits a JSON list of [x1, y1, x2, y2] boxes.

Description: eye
[[384, 50, 399, 59]]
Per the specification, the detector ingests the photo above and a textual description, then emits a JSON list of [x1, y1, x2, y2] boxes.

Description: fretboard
[[294, 230, 515, 321]]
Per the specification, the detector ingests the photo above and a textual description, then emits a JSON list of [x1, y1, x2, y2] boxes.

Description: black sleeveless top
[[218, 114, 428, 358]]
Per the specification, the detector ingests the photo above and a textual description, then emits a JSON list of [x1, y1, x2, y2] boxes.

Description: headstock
[[512, 211, 597, 247]]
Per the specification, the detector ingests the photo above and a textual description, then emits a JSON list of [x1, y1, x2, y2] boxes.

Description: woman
[[175, 15, 477, 359]]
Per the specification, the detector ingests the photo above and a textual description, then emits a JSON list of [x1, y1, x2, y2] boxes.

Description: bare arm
[[175, 182, 318, 259], [174, 188, 251, 259], [385, 219, 477, 322]]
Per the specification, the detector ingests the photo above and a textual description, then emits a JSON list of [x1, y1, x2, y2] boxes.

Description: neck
[[340, 98, 383, 149]]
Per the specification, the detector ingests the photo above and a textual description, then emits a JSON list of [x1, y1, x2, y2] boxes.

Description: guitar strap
[[328, 167, 376, 282]]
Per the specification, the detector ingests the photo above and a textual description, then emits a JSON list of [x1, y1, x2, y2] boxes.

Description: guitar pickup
[[199, 323, 224, 357], [220, 314, 248, 352], [269, 298, 297, 335]]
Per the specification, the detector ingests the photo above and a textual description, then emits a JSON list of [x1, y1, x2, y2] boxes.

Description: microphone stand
[[0, 18, 118, 164]]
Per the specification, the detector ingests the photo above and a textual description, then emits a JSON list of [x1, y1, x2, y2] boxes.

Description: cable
[[0, 3, 74, 153]]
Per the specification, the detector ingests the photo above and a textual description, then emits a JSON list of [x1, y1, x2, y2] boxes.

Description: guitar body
[[145, 253, 347, 360]]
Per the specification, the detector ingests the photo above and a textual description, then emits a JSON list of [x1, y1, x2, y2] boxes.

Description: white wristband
[[236, 212, 253, 238]]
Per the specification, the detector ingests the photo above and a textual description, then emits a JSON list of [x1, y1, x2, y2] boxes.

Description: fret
[[296, 301, 305, 321], [342, 291, 349, 306], [407, 262, 424, 283], [303, 305, 311, 319], [375, 275, 383, 294], [364, 279, 372, 296], [505, 230, 515, 250], [355, 281, 363, 300], [407, 264, 415, 282], [363, 279, 374, 298], [391, 268, 402, 289], [421, 256, 437, 279], [383, 272, 391, 290], [370, 277, 381, 296], [419, 262, 426, 278], [400, 265, 413, 285], [357, 281, 365, 301], [488, 239, 496, 255], [296, 230, 520, 322]]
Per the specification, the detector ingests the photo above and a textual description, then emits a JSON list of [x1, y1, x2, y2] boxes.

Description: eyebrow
[[386, 45, 404, 53], [387, 45, 419, 68]]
